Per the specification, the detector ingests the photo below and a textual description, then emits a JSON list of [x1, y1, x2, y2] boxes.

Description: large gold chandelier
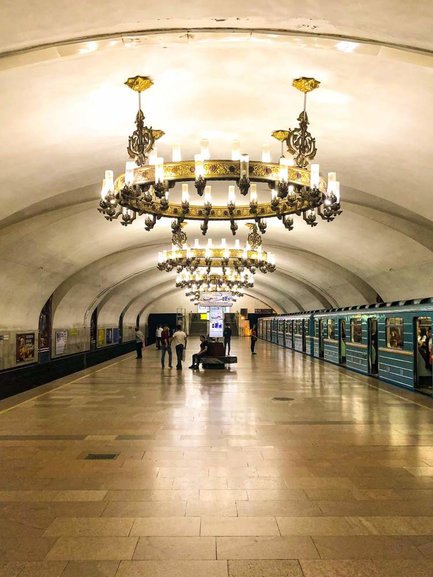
[[98, 75, 342, 237]]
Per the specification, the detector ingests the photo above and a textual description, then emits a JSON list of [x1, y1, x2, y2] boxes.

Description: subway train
[[258, 299, 433, 396]]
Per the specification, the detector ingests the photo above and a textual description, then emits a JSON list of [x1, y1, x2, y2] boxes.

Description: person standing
[[135, 327, 145, 359], [155, 325, 163, 349], [160, 325, 172, 369], [223, 324, 232, 355], [250, 325, 258, 354], [171, 324, 188, 370]]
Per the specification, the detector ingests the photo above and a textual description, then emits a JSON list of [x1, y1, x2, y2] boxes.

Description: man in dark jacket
[[223, 324, 232, 355]]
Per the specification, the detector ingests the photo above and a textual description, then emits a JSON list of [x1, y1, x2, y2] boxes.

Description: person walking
[[135, 327, 145, 359], [223, 323, 232, 355], [155, 325, 163, 349], [171, 324, 188, 370], [160, 325, 173, 369], [250, 325, 258, 354]]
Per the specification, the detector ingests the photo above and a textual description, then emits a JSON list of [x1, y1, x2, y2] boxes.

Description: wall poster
[[106, 328, 113, 345], [16, 333, 36, 363], [55, 330, 68, 355], [113, 327, 120, 344], [97, 328, 105, 347]]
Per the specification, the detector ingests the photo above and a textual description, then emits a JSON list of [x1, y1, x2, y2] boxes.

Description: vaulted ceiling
[[0, 1, 432, 329]]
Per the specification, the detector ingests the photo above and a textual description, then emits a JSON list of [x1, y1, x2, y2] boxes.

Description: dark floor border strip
[[0, 341, 135, 400]]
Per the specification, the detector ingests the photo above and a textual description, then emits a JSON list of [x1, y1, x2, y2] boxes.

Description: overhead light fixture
[[176, 270, 254, 292], [157, 224, 276, 276], [98, 75, 342, 235]]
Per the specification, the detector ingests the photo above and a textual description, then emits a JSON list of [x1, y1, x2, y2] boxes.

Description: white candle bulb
[[250, 184, 258, 203], [172, 143, 181, 162], [204, 185, 212, 205], [262, 144, 271, 163], [104, 170, 114, 192], [155, 157, 164, 183], [194, 238, 200, 248], [228, 185, 236, 205], [181, 183, 189, 203], [221, 238, 226, 248], [279, 157, 289, 182], [124, 161, 135, 186], [231, 140, 240, 161], [194, 154, 205, 178], [240, 154, 249, 178], [148, 148, 158, 165], [235, 239, 240, 250], [271, 188, 277, 200], [310, 163, 320, 188]]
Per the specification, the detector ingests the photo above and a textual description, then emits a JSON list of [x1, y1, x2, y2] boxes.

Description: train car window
[[328, 319, 336, 340], [386, 317, 404, 349], [351, 317, 362, 343], [314, 319, 319, 337]]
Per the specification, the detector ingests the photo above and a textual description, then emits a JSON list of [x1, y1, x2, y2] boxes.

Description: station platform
[[1, 337, 433, 576]]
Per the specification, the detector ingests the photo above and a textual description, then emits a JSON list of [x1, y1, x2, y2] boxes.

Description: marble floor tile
[[133, 536, 216, 560], [300, 559, 380, 577], [227, 559, 303, 577], [102, 501, 186, 517], [201, 516, 280, 536], [44, 517, 134, 537], [217, 536, 319, 559], [15, 561, 67, 577], [276, 516, 371, 536], [312, 535, 423, 559], [186, 501, 238, 517], [116, 560, 228, 577], [61, 561, 119, 577], [46, 537, 138, 560], [131, 517, 200, 536], [0, 537, 57, 561]]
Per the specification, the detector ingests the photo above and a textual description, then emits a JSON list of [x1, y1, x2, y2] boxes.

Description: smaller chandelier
[[158, 237, 276, 276], [186, 288, 243, 303], [176, 270, 254, 292]]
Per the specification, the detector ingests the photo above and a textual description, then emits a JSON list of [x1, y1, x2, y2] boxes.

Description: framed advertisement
[[16, 333, 36, 363], [55, 330, 68, 355], [113, 327, 119, 344], [106, 328, 113, 345], [97, 328, 105, 347]]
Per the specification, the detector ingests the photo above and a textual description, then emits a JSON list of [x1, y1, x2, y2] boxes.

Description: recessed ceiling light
[[335, 41, 359, 53]]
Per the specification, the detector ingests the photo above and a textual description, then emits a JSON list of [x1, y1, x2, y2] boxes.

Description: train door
[[368, 317, 378, 375], [414, 317, 432, 393], [318, 319, 325, 358], [302, 319, 307, 352], [339, 319, 346, 365]]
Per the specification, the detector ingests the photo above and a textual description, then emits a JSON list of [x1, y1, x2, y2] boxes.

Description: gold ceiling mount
[[124, 75, 154, 92], [292, 77, 320, 93]]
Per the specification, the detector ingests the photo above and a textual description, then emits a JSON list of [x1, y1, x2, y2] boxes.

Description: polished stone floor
[[1, 337, 433, 576]]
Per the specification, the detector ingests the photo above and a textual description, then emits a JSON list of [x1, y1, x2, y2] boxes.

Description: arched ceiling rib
[[1, 1, 432, 54]]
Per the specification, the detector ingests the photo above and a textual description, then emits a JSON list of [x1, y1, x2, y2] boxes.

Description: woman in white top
[[171, 325, 188, 370]]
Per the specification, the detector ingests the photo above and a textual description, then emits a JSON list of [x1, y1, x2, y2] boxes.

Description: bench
[[201, 342, 237, 369]]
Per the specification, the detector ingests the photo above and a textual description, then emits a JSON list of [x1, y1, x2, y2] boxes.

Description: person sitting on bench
[[189, 335, 209, 369]]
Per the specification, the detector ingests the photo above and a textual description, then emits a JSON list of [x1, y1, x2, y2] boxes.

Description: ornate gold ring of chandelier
[[176, 270, 254, 292], [157, 225, 276, 276], [98, 76, 342, 235]]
